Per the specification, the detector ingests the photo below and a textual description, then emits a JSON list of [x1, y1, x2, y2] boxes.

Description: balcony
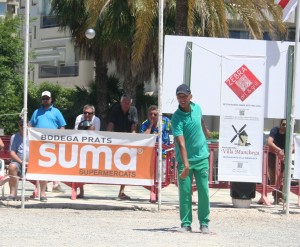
[[39, 63, 79, 78]]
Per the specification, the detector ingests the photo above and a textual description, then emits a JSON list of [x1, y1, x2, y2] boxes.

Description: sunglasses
[[42, 97, 50, 101], [83, 111, 93, 116], [150, 113, 158, 117]]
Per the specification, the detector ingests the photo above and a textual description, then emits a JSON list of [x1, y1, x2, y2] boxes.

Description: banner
[[294, 135, 300, 179], [26, 128, 157, 186], [218, 57, 265, 182]]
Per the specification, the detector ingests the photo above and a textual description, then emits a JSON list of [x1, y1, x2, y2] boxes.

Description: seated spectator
[[74, 104, 100, 199], [7, 117, 48, 202]]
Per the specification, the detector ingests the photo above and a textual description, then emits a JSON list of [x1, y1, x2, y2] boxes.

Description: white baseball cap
[[41, 91, 51, 98]]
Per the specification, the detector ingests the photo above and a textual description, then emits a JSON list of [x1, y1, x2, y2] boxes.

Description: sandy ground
[[1, 205, 300, 247]]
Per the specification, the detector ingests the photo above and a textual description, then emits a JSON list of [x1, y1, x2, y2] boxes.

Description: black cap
[[176, 84, 191, 95]]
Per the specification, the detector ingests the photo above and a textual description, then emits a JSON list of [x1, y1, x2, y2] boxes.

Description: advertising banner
[[294, 135, 300, 179], [218, 57, 265, 182], [26, 128, 157, 186]]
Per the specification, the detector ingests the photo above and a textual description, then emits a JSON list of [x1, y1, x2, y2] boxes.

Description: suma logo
[[225, 64, 262, 101], [38, 143, 138, 171]]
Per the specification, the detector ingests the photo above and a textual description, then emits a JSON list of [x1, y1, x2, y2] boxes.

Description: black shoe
[[40, 196, 47, 202], [178, 226, 192, 232], [6, 195, 15, 201]]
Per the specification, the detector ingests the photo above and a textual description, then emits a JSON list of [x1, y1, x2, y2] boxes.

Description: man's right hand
[[180, 166, 189, 179]]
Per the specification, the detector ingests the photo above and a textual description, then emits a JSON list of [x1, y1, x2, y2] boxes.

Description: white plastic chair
[[0, 159, 9, 199]]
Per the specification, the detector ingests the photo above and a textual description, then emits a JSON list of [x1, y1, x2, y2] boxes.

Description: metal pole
[[285, 5, 300, 215], [21, 0, 30, 209], [184, 42, 193, 87], [157, 0, 164, 211]]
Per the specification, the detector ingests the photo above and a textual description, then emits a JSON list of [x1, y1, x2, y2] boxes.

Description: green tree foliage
[[0, 17, 24, 134]]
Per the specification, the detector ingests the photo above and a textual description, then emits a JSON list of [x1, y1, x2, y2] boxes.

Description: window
[[229, 31, 250, 40], [0, 3, 7, 16]]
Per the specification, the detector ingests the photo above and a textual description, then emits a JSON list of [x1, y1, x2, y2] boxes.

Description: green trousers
[[178, 158, 210, 227]]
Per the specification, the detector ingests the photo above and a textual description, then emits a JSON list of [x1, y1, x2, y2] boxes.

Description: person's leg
[[193, 159, 210, 228], [77, 186, 84, 198], [39, 180, 48, 202], [268, 154, 277, 202], [118, 185, 130, 199], [7, 162, 21, 198], [177, 163, 193, 228], [52, 181, 65, 193]]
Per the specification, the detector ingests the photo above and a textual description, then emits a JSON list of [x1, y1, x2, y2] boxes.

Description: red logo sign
[[225, 64, 262, 101]]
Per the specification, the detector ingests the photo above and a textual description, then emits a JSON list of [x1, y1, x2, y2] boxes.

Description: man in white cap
[[29, 90, 67, 202]]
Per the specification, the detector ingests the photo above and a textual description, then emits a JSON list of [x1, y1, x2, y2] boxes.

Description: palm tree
[[173, 0, 285, 37], [51, 0, 109, 128], [51, 0, 286, 127]]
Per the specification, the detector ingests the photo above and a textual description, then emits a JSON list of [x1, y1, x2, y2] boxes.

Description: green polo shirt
[[171, 101, 209, 165]]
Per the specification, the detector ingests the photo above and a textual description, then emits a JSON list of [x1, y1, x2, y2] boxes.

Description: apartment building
[[0, 0, 18, 17], [18, 0, 94, 88]]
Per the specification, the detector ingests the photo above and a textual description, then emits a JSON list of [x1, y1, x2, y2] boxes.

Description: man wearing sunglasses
[[74, 104, 100, 198], [29, 91, 67, 202], [74, 104, 100, 131], [140, 105, 171, 183], [140, 105, 171, 145]]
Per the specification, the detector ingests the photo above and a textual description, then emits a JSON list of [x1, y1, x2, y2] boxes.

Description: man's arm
[[131, 123, 137, 133], [10, 150, 22, 164], [201, 117, 211, 139], [0, 138, 4, 150], [107, 122, 114, 131], [175, 135, 190, 179], [94, 117, 101, 131], [267, 136, 284, 158]]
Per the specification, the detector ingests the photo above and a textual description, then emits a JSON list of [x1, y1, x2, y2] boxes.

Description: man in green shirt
[[171, 84, 210, 234]]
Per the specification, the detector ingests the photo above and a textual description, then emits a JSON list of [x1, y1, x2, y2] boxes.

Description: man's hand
[[180, 166, 189, 179]]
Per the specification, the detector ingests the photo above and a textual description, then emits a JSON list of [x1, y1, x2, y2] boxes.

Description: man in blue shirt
[[140, 105, 171, 146], [29, 91, 67, 202], [140, 105, 172, 182], [6, 117, 29, 201]]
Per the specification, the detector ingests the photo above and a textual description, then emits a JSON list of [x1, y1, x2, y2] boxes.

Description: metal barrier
[[1, 134, 298, 205], [157, 142, 300, 206], [144, 144, 176, 202]]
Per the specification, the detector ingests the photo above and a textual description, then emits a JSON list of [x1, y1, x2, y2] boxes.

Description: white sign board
[[294, 135, 300, 179], [162, 35, 300, 120], [218, 58, 265, 182]]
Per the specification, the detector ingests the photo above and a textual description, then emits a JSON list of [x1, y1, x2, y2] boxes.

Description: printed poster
[[294, 135, 300, 179], [218, 57, 265, 182], [26, 128, 156, 186]]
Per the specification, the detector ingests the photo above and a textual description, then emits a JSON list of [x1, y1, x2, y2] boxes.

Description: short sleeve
[[171, 114, 183, 137]]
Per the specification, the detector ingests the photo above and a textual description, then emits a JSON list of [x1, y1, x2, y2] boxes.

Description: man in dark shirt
[[107, 94, 138, 200], [267, 119, 286, 204]]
